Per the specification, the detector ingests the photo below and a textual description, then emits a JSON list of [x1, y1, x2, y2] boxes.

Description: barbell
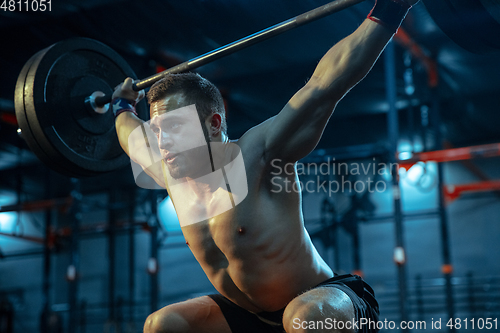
[[14, 0, 365, 178], [15, 0, 499, 178]]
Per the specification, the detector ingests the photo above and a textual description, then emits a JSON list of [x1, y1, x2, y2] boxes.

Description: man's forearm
[[313, 0, 413, 100], [115, 112, 166, 188], [311, 19, 394, 100], [115, 111, 145, 156]]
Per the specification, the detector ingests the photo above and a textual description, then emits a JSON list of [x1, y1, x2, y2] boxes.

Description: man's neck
[[172, 139, 236, 199]]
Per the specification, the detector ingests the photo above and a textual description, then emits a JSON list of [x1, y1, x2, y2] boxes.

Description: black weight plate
[[15, 48, 65, 174], [450, 0, 500, 51], [423, 0, 500, 54], [15, 38, 147, 177], [481, 0, 500, 24]]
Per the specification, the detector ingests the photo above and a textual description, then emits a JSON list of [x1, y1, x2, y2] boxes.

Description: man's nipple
[[238, 226, 246, 235]]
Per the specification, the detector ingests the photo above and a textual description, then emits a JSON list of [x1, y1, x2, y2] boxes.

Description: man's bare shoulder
[[234, 116, 276, 161]]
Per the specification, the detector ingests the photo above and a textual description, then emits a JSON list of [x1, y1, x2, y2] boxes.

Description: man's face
[[149, 94, 211, 179]]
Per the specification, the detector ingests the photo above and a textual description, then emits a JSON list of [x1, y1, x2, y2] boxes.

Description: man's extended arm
[[261, 0, 418, 163], [113, 78, 166, 188]]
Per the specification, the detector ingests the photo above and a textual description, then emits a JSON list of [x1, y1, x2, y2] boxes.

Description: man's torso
[[171, 128, 333, 312]]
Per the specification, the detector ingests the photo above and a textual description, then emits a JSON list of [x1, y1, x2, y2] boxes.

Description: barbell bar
[[15, 0, 365, 178], [91, 0, 366, 109]]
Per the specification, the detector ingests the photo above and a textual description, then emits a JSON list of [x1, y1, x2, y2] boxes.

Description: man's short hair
[[147, 73, 227, 136]]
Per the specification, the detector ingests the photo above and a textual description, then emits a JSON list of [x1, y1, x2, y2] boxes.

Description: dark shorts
[[208, 274, 380, 333]]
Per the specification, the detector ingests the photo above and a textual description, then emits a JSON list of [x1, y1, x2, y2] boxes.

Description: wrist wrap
[[368, 0, 411, 32], [112, 98, 138, 118]]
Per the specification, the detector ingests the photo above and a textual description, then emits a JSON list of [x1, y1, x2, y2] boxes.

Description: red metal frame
[[398, 143, 500, 170], [0, 231, 45, 244], [398, 143, 500, 203], [0, 197, 72, 213], [444, 180, 500, 203], [395, 28, 439, 88]]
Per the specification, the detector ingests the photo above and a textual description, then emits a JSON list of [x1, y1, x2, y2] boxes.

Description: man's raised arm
[[262, 0, 418, 163], [113, 78, 166, 188]]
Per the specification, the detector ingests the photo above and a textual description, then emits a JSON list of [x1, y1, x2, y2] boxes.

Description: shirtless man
[[112, 1, 418, 332]]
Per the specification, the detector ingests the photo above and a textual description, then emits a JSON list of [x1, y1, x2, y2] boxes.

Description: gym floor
[[1, 0, 500, 332]]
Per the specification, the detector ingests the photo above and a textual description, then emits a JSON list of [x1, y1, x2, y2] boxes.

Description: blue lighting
[[0, 212, 16, 232], [157, 196, 181, 232], [398, 151, 413, 160]]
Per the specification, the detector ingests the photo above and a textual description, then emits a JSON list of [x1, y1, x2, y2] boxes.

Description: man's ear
[[210, 114, 222, 136]]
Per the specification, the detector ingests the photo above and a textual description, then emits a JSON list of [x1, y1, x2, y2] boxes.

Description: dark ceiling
[[1, 0, 500, 193]]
